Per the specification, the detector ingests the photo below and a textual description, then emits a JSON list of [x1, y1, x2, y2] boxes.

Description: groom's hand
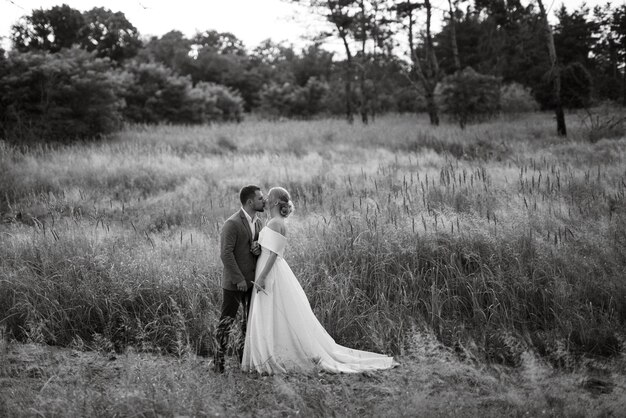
[[250, 241, 261, 256], [236, 281, 248, 291]]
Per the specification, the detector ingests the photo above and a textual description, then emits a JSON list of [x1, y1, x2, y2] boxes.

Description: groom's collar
[[241, 207, 258, 223]]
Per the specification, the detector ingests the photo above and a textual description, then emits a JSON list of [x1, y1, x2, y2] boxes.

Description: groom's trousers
[[214, 287, 252, 370]]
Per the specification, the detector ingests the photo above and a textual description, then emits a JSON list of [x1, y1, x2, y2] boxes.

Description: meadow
[[0, 112, 625, 416]]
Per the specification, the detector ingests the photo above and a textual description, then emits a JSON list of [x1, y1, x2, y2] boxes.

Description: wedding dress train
[[242, 227, 397, 374]]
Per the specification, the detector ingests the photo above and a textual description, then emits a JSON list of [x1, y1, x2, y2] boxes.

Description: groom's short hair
[[240, 185, 261, 205]]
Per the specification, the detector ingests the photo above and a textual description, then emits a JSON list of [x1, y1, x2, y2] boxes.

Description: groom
[[213, 185, 265, 373]]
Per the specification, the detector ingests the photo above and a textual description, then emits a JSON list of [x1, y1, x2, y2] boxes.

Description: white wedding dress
[[242, 227, 398, 374]]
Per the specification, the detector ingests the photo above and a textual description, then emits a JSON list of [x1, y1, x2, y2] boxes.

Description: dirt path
[[1, 337, 625, 417]]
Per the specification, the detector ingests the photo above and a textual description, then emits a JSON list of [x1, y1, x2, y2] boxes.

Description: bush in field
[[120, 62, 197, 124], [258, 82, 292, 118], [391, 86, 423, 113], [0, 48, 124, 142], [294, 77, 329, 117], [189, 82, 244, 123], [500, 82, 540, 114], [580, 101, 626, 142], [259, 77, 329, 119], [436, 67, 501, 128], [121, 63, 244, 124]]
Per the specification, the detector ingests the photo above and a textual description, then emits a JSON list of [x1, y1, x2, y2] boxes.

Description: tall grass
[[1, 113, 624, 366]]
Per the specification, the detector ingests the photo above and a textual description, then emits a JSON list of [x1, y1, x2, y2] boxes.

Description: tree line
[[0, 1, 624, 142]]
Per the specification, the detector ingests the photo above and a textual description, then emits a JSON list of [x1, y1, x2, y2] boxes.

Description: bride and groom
[[214, 185, 397, 374]]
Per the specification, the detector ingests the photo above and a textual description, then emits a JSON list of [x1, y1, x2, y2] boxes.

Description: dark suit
[[214, 209, 262, 371], [220, 209, 261, 290]]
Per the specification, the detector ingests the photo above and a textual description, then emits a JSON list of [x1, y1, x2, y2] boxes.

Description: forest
[[0, 0, 625, 142]]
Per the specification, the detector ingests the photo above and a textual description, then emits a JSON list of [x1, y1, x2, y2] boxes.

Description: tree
[[436, 67, 500, 128], [614, 5, 626, 105], [349, 0, 399, 123], [181, 31, 264, 110], [11, 4, 85, 53], [193, 30, 247, 56], [452, 0, 548, 106], [290, 0, 369, 123], [250, 39, 297, 87], [593, 3, 626, 105], [10, 5, 141, 63], [537, 0, 566, 136], [0, 48, 123, 142], [554, 4, 597, 68], [397, 0, 441, 125], [138, 30, 193, 74], [592, 3, 621, 102], [292, 43, 334, 86], [447, 0, 462, 72], [80, 7, 142, 62], [560, 61, 592, 108], [258, 77, 329, 118], [324, 0, 358, 123], [119, 62, 196, 124], [189, 82, 244, 123], [434, 10, 483, 75]]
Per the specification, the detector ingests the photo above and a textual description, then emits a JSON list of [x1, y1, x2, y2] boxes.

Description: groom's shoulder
[[224, 210, 242, 224]]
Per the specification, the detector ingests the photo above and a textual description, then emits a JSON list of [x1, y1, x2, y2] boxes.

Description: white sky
[[0, 0, 326, 51], [0, 0, 622, 54]]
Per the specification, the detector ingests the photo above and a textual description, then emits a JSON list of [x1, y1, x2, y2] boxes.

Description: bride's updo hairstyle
[[269, 187, 295, 218]]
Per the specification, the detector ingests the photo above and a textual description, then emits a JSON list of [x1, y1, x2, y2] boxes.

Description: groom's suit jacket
[[220, 209, 262, 291]]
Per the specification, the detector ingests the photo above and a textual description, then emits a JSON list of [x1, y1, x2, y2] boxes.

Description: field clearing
[[1, 112, 625, 415], [1, 336, 625, 417]]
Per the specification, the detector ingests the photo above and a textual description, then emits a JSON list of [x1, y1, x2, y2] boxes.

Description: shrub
[[120, 62, 197, 124], [292, 77, 330, 117], [500, 82, 540, 114], [0, 48, 124, 142], [392, 86, 423, 113], [436, 67, 501, 128], [189, 82, 244, 123], [579, 101, 626, 142], [121, 63, 244, 124], [258, 82, 293, 118], [259, 77, 329, 119]]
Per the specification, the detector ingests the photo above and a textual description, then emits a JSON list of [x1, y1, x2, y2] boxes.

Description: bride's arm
[[255, 252, 277, 290], [255, 221, 286, 290]]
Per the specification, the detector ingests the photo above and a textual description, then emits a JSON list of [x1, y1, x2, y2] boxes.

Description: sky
[[0, 0, 623, 53], [0, 0, 325, 51]]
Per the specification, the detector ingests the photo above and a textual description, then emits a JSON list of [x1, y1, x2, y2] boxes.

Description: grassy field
[[0, 112, 625, 416]]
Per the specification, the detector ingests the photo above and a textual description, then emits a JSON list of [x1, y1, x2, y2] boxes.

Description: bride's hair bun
[[269, 187, 295, 218], [279, 200, 295, 217]]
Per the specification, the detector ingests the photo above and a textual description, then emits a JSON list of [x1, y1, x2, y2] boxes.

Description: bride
[[241, 187, 398, 374]]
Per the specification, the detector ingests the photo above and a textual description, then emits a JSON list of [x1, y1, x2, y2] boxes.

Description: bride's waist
[[259, 249, 284, 258]]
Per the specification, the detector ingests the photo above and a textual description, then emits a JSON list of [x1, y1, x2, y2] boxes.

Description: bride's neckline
[[262, 226, 286, 239]]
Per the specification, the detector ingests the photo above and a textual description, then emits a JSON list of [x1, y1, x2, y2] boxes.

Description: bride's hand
[[252, 280, 268, 294]]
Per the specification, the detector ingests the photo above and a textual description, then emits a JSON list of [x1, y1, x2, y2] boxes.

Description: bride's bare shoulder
[[267, 218, 286, 236]]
